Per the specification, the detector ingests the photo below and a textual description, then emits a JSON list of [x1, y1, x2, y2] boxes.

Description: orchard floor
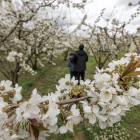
[[1, 53, 140, 139]]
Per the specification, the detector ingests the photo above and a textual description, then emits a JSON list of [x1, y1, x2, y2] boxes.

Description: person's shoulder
[[74, 52, 78, 56], [84, 51, 88, 55]]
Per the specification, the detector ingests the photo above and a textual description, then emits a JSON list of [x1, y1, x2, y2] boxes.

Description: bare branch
[[56, 96, 93, 105], [0, 69, 9, 80]]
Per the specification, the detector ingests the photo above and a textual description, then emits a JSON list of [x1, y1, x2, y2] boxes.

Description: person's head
[[70, 53, 74, 56], [79, 44, 84, 50]]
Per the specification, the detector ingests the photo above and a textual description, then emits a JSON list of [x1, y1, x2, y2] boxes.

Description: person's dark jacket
[[71, 50, 88, 72], [68, 55, 75, 71]]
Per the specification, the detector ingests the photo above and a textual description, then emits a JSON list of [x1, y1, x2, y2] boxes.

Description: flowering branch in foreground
[[0, 53, 140, 140]]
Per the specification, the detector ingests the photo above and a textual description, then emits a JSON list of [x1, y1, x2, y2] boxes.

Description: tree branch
[[56, 96, 93, 105]]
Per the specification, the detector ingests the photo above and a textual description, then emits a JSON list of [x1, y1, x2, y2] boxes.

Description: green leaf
[[123, 71, 140, 77], [132, 60, 140, 68], [35, 124, 48, 131], [121, 56, 140, 79], [119, 65, 123, 73], [122, 56, 135, 76]]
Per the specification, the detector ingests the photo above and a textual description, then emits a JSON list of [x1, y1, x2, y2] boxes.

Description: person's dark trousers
[[70, 71, 76, 80], [76, 71, 85, 85]]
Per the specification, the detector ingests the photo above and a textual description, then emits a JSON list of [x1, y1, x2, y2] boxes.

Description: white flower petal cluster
[[82, 53, 140, 129], [84, 104, 99, 124], [20, 63, 37, 75], [16, 88, 42, 120], [112, 18, 119, 26], [41, 100, 60, 133], [1, 53, 140, 139], [58, 74, 78, 90], [59, 104, 83, 133], [0, 80, 12, 93], [10, 84, 22, 104], [7, 51, 23, 62]]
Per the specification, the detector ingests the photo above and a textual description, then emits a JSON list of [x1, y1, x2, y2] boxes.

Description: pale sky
[[40, 0, 140, 35]]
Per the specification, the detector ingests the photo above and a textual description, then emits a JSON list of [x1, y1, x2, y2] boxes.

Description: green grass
[[0, 51, 140, 140]]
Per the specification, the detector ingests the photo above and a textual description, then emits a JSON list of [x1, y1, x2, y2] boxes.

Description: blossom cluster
[[7, 51, 23, 62], [112, 18, 119, 26], [6, 51, 37, 75], [0, 53, 140, 139]]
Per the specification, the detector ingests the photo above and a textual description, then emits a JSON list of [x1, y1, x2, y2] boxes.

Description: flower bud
[[2, 106, 9, 112], [82, 84, 86, 88], [86, 86, 91, 90], [7, 89, 16, 98], [70, 82, 74, 86], [45, 100, 49, 104], [65, 81, 70, 85], [0, 86, 5, 91], [60, 89, 64, 93], [128, 2, 132, 6], [7, 122, 13, 127], [44, 105, 48, 111], [58, 97, 62, 100]]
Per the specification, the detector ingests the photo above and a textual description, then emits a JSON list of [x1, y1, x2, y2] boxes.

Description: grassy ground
[[0, 51, 140, 139]]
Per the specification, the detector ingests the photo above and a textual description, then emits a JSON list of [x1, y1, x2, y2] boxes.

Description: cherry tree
[[74, 4, 140, 69], [0, 0, 91, 85]]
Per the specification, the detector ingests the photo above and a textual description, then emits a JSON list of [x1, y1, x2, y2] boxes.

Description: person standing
[[71, 44, 88, 84], [68, 53, 76, 79]]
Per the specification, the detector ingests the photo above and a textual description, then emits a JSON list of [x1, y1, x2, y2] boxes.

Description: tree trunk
[[115, 54, 118, 60], [11, 71, 19, 86], [99, 63, 104, 69], [63, 48, 69, 61], [11, 61, 20, 86], [33, 64, 37, 70], [33, 52, 38, 70]]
